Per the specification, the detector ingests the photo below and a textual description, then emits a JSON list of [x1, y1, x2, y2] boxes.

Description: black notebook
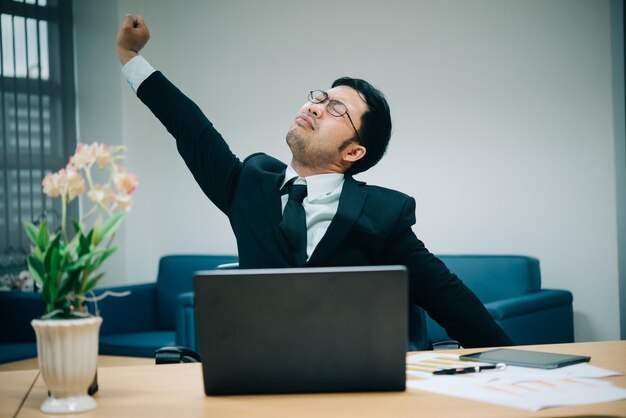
[[460, 348, 590, 369]]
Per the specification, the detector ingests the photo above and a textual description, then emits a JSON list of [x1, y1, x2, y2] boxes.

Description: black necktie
[[280, 180, 308, 266]]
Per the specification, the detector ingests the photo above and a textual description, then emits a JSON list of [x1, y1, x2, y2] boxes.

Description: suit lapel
[[307, 176, 366, 265], [261, 169, 295, 263]]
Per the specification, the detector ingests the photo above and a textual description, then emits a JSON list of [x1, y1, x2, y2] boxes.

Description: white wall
[[74, 0, 621, 342], [73, 0, 127, 282], [611, 0, 626, 340]]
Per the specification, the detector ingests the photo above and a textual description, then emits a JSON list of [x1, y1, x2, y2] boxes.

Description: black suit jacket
[[138, 71, 512, 348]]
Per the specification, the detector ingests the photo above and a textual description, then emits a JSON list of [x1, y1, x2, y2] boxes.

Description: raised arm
[[116, 14, 150, 65], [115, 15, 243, 215]]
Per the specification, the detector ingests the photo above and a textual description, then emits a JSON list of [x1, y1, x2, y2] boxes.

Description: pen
[[432, 363, 506, 375]]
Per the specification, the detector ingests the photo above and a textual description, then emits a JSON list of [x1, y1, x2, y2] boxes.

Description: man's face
[[286, 85, 368, 174]]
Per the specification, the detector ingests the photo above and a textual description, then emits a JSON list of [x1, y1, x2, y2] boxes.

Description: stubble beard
[[285, 128, 332, 169], [286, 128, 306, 156]]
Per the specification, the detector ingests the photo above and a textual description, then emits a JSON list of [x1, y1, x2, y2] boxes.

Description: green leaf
[[50, 245, 61, 276], [66, 253, 91, 271], [98, 213, 124, 245], [43, 234, 61, 274], [58, 269, 81, 300], [72, 221, 82, 234], [23, 222, 39, 245], [41, 270, 53, 307], [68, 231, 81, 253], [86, 229, 94, 248], [92, 216, 103, 246], [47, 247, 61, 302], [83, 272, 105, 293], [27, 255, 45, 286], [41, 235, 63, 311], [78, 229, 91, 255], [36, 220, 50, 253], [90, 248, 117, 270]]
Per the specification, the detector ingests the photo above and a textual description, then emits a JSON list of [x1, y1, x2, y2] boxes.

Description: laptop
[[193, 265, 408, 395]]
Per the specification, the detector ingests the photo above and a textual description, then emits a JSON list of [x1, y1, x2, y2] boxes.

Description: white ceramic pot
[[31, 316, 102, 413]]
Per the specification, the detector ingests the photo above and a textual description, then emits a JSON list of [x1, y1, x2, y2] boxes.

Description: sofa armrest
[[88, 283, 158, 335], [176, 291, 197, 351], [486, 289, 573, 320]]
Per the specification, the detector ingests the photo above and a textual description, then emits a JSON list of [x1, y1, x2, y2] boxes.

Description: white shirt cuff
[[121, 55, 156, 94]]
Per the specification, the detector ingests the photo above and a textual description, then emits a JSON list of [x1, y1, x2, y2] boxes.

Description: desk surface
[[7, 341, 626, 418], [0, 356, 153, 418], [0, 355, 154, 372], [0, 369, 39, 418]]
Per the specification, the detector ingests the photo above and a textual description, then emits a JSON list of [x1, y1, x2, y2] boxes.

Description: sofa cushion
[[485, 289, 573, 319], [0, 343, 38, 364], [91, 283, 158, 335], [438, 255, 541, 303]]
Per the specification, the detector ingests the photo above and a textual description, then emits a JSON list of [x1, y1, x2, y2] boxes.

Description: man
[[116, 15, 512, 348]]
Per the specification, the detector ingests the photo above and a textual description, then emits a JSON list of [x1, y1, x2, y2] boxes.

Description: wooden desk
[[0, 355, 153, 372], [0, 356, 153, 418], [0, 369, 39, 418], [8, 341, 626, 418]]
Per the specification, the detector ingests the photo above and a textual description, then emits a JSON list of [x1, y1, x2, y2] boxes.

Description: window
[[0, 0, 76, 284]]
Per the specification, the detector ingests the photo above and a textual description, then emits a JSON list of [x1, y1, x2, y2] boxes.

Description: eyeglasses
[[308, 90, 362, 143]]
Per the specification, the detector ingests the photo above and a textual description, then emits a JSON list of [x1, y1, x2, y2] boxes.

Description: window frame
[[0, 0, 76, 279]]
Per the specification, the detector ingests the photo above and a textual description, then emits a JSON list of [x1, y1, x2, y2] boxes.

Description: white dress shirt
[[122, 55, 155, 93], [281, 166, 344, 260], [122, 56, 345, 261]]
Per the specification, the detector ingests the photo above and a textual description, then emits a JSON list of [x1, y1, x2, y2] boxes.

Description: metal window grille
[[0, 0, 76, 285]]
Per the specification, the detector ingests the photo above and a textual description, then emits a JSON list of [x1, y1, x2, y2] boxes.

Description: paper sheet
[[406, 352, 626, 411]]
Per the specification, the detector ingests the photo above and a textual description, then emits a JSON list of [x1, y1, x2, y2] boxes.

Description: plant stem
[[61, 194, 68, 243], [80, 203, 99, 224], [84, 163, 95, 190]]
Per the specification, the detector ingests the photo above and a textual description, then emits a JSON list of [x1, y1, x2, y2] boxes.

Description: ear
[[342, 144, 366, 163]]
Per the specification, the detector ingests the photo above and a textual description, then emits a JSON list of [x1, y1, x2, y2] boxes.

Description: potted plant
[[24, 142, 138, 413]]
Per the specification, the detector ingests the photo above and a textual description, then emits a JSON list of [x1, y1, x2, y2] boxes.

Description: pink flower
[[94, 143, 112, 169], [114, 194, 133, 212], [65, 166, 86, 201], [42, 171, 64, 198], [113, 166, 139, 195], [87, 184, 115, 207], [70, 143, 97, 169], [42, 167, 85, 201]]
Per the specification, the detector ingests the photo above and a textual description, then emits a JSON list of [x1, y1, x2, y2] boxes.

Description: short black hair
[[331, 77, 392, 175]]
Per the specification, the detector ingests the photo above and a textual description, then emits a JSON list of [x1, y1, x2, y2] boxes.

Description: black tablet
[[460, 348, 590, 369]]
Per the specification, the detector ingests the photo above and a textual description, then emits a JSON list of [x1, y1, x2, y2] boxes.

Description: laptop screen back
[[193, 265, 408, 395]]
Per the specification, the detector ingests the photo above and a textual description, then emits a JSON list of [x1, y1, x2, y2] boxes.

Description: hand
[[116, 14, 150, 65]]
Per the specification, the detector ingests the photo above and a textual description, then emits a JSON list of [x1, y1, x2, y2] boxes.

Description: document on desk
[[406, 353, 626, 411]]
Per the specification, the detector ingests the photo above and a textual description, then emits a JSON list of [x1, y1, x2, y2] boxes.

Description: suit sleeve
[[136, 71, 242, 215], [383, 197, 513, 348]]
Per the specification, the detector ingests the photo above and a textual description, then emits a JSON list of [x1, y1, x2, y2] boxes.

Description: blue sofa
[[0, 291, 44, 364], [1, 254, 573, 363], [0, 254, 237, 363], [179, 255, 574, 352], [426, 255, 574, 347], [91, 254, 238, 357]]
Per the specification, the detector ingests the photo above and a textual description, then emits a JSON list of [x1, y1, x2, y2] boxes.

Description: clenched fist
[[116, 15, 150, 65]]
